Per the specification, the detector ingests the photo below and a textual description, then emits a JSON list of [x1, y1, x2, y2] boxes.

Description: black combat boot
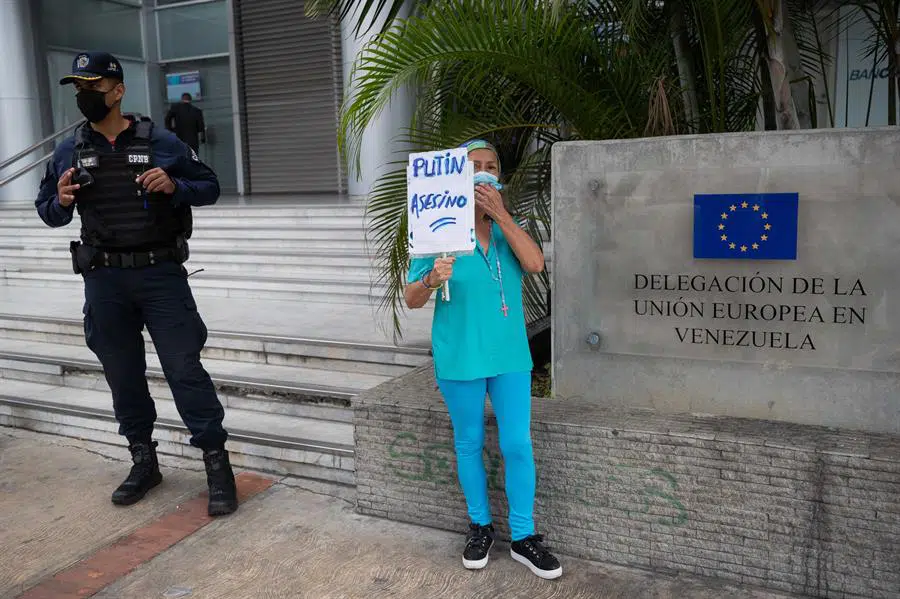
[[111, 440, 163, 505], [203, 448, 238, 516]]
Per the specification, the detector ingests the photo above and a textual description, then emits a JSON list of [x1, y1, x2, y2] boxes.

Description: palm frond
[[362, 166, 410, 338], [339, 0, 641, 171], [684, 0, 758, 132], [788, 0, 843, 127], [305, 0, 425, 35]]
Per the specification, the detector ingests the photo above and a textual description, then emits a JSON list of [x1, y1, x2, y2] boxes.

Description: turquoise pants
[[436, 371, 535, 541]]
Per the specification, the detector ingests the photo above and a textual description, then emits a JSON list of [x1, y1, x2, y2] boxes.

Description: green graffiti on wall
[[606, 464, 688, 526], [386, 432, 689, 527], [388, 432, 504, 490]]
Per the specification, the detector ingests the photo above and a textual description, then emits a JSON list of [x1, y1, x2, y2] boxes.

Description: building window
[[41, 0, 144, 59], [156, 0, 229, 60]]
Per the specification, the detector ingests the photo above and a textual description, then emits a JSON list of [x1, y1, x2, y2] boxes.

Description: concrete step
[[1, 215, 369, 228], [1, 237, 368, 252], [61, 369, 356, 423], [0, 284, 436, 351], [0, 222, 549, 255], [0, 270, 387, 304], [0, 204, 367, 219], [0, 265, 547, 305], [0, 313, 430, 377], [0, 379, 355, 485], [0, 253, 385, 283], [0, 338, 395, 422], [0, 245, 374, 262], [0, 226, 368, 241], [0, 259, 375, 280], [0, 241, 552, 262]]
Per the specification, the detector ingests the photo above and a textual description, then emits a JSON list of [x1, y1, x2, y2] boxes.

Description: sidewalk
[[0, 427, 798, 599]]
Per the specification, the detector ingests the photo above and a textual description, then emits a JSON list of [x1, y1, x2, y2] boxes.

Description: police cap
[[60, 52, 124, 85]]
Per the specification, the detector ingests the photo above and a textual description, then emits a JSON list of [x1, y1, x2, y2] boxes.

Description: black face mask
[[76, 89, 114, 123]]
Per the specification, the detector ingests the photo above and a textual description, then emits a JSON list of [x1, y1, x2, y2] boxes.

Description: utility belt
[[69, 238, 189, 274]]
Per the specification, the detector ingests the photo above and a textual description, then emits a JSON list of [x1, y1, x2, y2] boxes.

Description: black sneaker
[[510, 534, 562, 579], [462, 523, 494, 570]]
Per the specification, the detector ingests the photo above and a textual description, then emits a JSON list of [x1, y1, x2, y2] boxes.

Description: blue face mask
[[474, 171, 503, 190]]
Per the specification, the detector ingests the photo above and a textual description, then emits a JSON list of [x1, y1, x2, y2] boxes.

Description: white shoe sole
[[510, 548, 563, 580], [462, 545, 491, 570]]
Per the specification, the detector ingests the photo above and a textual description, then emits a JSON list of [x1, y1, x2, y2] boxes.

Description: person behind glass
[[34, 52, 238, 517], [165, 93, 205, 154], [404, 140, 562, 579]]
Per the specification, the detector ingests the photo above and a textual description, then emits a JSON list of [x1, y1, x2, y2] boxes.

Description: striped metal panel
[[233, 0, 345, 194]]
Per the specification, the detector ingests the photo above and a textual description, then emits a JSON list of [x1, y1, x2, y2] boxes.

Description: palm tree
[[307, 0, 837, 336]]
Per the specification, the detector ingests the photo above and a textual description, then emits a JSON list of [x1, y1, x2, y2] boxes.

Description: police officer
[[35, 51, 237, 517]]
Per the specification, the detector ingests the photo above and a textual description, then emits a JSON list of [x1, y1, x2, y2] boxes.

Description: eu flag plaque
[[693, 193, 799, 260], [552, 130, 900, 434]]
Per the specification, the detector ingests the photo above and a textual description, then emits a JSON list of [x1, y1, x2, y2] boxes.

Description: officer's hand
[[137, 168, 176, 195], [57, 168, 80, 207]]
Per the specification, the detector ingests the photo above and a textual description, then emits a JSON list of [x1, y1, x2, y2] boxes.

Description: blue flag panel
[[693, 193, 799, 260]]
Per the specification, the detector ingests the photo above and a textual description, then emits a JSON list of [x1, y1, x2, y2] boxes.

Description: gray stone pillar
[[0, 0, 47, 204], [141, 2, 166, 123]]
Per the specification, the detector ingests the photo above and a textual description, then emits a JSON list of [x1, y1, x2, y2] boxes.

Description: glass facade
[[162, 57, 237, 191], [155, 0, 234, 191], [157, 1, 230, 60], [41, 0, 144, 58]]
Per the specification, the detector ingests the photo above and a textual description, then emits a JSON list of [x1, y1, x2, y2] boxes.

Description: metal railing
[[0, 121, 82, 188]]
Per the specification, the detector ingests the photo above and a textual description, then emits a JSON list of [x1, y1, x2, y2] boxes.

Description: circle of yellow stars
[[718, 200, 771, 253]]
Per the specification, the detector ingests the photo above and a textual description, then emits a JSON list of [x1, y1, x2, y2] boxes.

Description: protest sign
[[407, 147, 475, 257], [407, 147, 475, 301]]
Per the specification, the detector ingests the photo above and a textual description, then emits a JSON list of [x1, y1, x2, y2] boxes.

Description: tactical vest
[[72, 118, 191, 251]]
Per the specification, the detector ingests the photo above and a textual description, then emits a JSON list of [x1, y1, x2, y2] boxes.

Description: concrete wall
[[355, 366, 900, 599], [552, 129, 900, 435]]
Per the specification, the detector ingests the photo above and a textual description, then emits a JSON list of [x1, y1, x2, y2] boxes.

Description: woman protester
[[404, 140, 562, 580]]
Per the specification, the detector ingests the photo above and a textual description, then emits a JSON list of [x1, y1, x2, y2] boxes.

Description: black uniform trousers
[[82, 259, 227, 449]]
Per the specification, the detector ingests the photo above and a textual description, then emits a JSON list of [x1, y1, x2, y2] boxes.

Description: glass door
[[160, 58, 237, 193]]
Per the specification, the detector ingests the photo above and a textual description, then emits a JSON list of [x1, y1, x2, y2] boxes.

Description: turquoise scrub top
[[408, 222, 533, 381]]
